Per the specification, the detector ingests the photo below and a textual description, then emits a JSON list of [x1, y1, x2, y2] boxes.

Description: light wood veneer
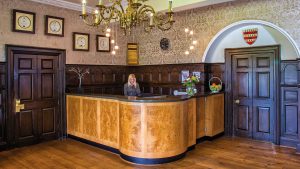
[[66, 93, 223, 163]]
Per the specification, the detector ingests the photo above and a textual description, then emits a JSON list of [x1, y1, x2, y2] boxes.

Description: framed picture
[[73, 32, 89, 51], [12, 9, 36, 34], [45, 15, 64, 37], [181, 70, 190, 82], [96, 35, 110, 52], [192, 71, 201, 78]]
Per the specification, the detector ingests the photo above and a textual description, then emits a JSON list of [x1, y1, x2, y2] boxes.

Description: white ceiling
[[28, 0, 235, 13]]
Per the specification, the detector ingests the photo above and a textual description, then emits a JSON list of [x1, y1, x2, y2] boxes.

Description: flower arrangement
[[183, 75, 200, 96], [68, 67, 90, 89]]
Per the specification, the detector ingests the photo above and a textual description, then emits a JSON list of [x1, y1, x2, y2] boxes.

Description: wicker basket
[[209, 77, 222, 93]]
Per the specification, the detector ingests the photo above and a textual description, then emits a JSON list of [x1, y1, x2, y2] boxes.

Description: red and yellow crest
[[243, 28, 258, 45]]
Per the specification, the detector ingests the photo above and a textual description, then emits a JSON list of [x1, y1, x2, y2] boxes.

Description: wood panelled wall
[[0, 63, 6, 148], [65, 64, 225, 95], [66, 65, 128, 95], [280, 60, 300, 150]]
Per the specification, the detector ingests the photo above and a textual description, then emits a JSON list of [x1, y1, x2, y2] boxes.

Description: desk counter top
[[66, 92, 223, 103]]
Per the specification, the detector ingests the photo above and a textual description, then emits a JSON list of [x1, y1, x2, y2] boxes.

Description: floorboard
[[0, 136, 299, 169]]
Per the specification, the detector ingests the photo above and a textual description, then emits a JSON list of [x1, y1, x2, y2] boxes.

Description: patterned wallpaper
[[0, 0, 128, 65], [1, 0, 300, 65], [132, 0, 300, 65]]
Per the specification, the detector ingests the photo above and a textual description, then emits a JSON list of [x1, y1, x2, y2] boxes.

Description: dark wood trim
[[12, 9, 36, 34], [96, 35, 110, 52], [73, 32, 90, 51], [45, 15, 65, 37], [225, 45, 281, 144], [5, 45, 66, 146]]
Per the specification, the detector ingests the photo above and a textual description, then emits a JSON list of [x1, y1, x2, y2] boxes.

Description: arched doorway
[[202, 20, 300, 146], [202, 20, 300, 62]]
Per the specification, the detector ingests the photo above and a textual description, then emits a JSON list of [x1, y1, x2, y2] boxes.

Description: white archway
[[202, 20, 300, 63]]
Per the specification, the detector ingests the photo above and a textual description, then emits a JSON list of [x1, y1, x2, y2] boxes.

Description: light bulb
[[106, 28, 111, 33], [114, 45, 119, 50], [94, 9, 99, 14], [112, 50, 116, 55], [192, 40, 197, 45], [184, 28, 189, 33], [190, 46, 194, 50], [82, 0, 86, 4], [105, 33, 110, 37], [185, 51, 189, 55], [189, 30, 194, 35], [111, 40, 115, 44]]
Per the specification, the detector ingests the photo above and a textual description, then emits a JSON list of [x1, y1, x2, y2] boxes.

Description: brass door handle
[[16, 99, 25, 113], [234, 99, 240, 104]]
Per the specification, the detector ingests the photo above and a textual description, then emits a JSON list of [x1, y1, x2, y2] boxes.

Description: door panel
[[42, 108, 55, 134], [18, 74, 34, 101], [252, 54, 274, 141], [232, 52, 275, 142], [19, 110, 35, 138], [256, 72, 270, 98], [41, 74, 54, 98], [237, 105, 250, 131], [257, 107, 270, 133], [13, 54, 59, 145], [232, 55, 253, 138]]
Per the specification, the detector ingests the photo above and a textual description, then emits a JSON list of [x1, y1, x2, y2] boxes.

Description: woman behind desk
[[124, 74, 141, 96]]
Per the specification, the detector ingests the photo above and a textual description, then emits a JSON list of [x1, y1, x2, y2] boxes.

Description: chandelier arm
[[81, 16, 99, 26], [154, 13, 173, 25], [157, 23, 173, 31]]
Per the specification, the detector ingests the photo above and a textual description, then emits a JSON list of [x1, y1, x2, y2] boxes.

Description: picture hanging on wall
[[96, 35, 110, 52], [45, 15, 64, 37], [192, 72, 201, 78], [73, 32, 90, 51], [12, 9, 36, 34], [181, 70, 190, 82]]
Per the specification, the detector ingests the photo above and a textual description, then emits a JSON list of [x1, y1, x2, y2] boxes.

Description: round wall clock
[[160, 38, 170, 50], [49, 20, 61, 32], [18, 16, 31, 29]]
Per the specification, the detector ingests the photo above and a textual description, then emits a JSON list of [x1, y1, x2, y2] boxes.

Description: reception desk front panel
[[67, 93, 222, 164]]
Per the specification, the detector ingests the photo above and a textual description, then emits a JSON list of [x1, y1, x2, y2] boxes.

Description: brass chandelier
[[81, 0, 175, 34]]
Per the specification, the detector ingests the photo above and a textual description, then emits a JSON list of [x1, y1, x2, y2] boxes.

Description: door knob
[[15, 99, 25, 113], [234, 99, 240, 104]]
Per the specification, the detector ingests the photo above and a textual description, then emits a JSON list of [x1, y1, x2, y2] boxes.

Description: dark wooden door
[[13, 54, 59, 146], [232, 52, 275, 142]]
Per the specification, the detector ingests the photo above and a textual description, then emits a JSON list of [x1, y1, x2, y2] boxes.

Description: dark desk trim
[[66, 92, 224, 103]]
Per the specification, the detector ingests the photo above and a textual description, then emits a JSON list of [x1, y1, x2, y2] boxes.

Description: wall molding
[[29, 0, 93, 13], [202, 20, 300, 62]]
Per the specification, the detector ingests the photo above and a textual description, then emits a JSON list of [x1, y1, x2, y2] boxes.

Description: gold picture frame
[[73, 32, 90, 51], [12, 9, 36, 34]]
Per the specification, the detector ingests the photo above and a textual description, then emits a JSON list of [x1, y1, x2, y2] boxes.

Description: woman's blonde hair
[[128, 74, 136, 84]]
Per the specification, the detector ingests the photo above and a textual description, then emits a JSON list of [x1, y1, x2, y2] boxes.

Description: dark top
[[124, 83, 141, 96], [67, 92, 224, 103]]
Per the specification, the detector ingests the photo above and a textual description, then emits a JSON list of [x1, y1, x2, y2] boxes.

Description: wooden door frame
[[225, 45, 280, 144], [6, 45, 66, 145]]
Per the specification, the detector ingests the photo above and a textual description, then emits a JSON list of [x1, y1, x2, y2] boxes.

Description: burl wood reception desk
[[67, 93, 224, 164]]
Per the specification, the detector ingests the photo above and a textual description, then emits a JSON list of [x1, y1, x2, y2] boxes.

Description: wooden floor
[[0, 137, 299, 169]]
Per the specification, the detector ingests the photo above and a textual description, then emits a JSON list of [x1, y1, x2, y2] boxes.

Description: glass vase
[[186, 84, 197, 96]]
